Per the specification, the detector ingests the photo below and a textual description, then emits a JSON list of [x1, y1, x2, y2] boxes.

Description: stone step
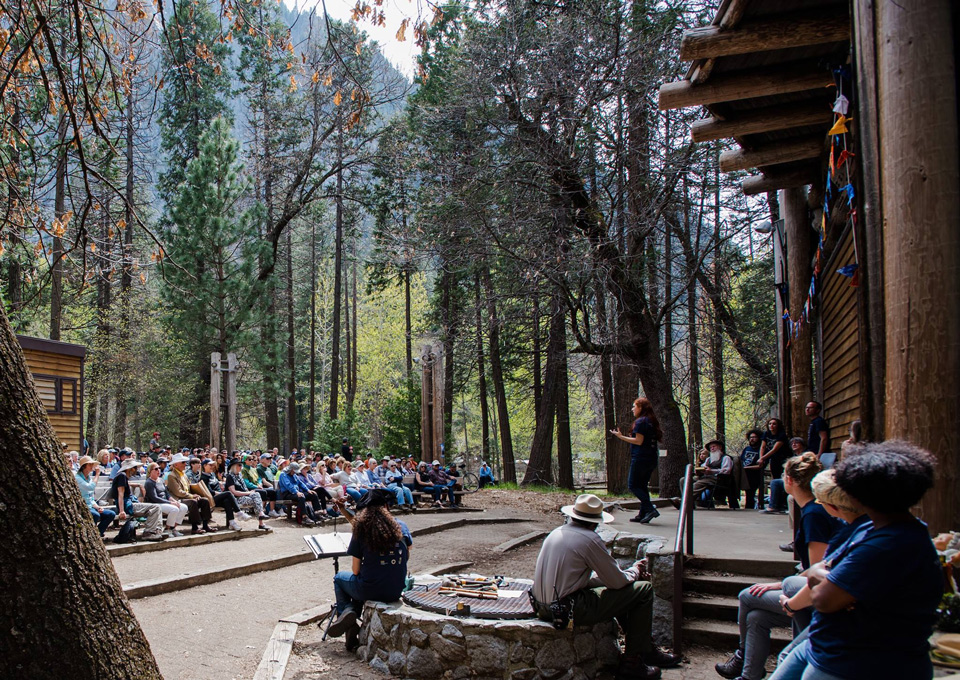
[[682, 618, 791, 651], [683, 572, 765, 597], [682, 595, 739, 622], [107, 524, 267, 557], [686, 556, 797, 579]]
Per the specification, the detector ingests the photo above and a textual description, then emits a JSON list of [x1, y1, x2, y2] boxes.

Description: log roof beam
[[659, 66, 835, 110], [680, 12, 850, 62], [741, 163, 820, 196], [719, 135, 825, 172], [691, 102, 834, 142]]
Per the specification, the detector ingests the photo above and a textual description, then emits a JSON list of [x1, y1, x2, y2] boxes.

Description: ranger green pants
[[571, 580, 654, 654]]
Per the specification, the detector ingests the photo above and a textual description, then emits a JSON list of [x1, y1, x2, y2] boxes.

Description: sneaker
[[268, 509, 283, 518], [228, 520, 242, 531], [327, 608, 358, 638], [345, 622, 361, 652], [257, 525, 273, 532], [639, 509, 661, 524], [237, 511, 252, 521], [715, 649, 744, 679], [259, 514, 270, 521], [142, 532, 165, 542], [171, 529, 184, 537], [302, 518, 316, 527], [779, 542, 795, 553]]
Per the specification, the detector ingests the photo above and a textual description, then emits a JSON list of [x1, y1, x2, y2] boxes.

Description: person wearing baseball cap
[[532, 494, 680, 679]]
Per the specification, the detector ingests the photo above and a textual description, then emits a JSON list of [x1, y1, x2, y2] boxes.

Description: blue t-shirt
[[796, 501, 842, 569], [808, 518, 942, 680], [825, 514, 870, 555], [807, 415, 830, 454], [739, 445, 762, 468], [348, 519, 412, 602], [630, 417, 658, 461]]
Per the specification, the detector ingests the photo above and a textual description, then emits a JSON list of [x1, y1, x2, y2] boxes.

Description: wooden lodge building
[[16, 335, 86, 452], [659, 0, 959, 532]]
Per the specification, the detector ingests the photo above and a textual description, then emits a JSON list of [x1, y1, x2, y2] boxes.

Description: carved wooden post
[[225, 353, 238, 453], [209, 352, 221, 450]]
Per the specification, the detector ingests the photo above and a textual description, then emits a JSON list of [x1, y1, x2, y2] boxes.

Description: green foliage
[[310, 407, 368, 457], [376, 377, 422, 460], [939, 593, 960, 633]]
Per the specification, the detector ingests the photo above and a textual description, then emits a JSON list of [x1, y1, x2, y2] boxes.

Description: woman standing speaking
[[611, 397, 663, 524]]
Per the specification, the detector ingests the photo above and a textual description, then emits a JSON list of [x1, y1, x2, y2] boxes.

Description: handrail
[[671, 463, 695, 653]]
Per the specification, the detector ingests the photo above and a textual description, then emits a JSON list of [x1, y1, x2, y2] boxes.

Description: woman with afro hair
[[769, 440, 942, 680]]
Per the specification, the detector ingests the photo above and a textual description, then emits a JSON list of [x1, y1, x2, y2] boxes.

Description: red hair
[[633, 397, 664, 441]]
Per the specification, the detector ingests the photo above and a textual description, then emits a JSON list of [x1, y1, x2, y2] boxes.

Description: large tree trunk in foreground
[[0, 303, 162, 679]]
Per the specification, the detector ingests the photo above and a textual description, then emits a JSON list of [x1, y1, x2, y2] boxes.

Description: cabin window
[[33, 375, 78, 415]]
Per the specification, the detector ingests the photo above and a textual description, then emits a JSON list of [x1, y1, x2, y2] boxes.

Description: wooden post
[[877, 0, 960, 532], [420, 344, 433, 463], [225, 353, 238, 454], [781, 187, 814, 436], [209, 352, 221, 450]]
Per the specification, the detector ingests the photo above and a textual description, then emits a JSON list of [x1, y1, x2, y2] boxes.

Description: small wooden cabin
[[17, 335, 86, 452]]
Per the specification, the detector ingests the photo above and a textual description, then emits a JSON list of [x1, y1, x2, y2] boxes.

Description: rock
[[407, 647, 444, 679], [429, 632, 465, 662], [368, 613, 390, 645], [451, 664, 472, 679], [511, 670, 538, 680], [356, 645, 369, 662], [466, 635, 508, 674], [441, 623, 465, 640], [510, 642, 535, 665], [369, 656, 391, 676], [409, 628, 429, 647], [652, 596, 674, 647], [388, 650, 407, 676], [649, 552, 675, 598], [573, 632, 596, 662], [595, 633, 621, 667], [535, 638, 576, 675]]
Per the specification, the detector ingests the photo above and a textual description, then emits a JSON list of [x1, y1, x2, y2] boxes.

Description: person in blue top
[[739, 430, 765, 509], [478, 461, 497, 488], [610, 397, 662, 524], [716, 452, 841, 680], [327, 488, 412, 652], [276, 463, 323, 526], [805, 402, 830, 461], [74, 455, 116, 538], [768, 441, 942, 680]]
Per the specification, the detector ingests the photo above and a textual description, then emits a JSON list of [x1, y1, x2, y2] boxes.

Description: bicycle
[[457, 464, 480, 493]]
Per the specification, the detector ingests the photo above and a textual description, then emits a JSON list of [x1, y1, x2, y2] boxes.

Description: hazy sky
[[288, 0, 422, 77]]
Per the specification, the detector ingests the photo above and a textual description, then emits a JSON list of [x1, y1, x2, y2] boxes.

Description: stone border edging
[[108, 526, 266, 557], [493, 530, 548, 553]]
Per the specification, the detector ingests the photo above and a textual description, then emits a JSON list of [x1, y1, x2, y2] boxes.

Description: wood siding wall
[[820, 229, 860, 452], [21, 348, 84, 451]]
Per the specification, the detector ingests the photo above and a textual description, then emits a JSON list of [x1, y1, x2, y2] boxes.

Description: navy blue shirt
[[808, 519, 942, 679], [348, 519, 412, 602], [739, 445, 762, 468], [825, 514, 870, 555], [762, 430, 789, 469], [796, 501, 842, 569], [630, 417, 658, 461], [807, 415, 830, 454]]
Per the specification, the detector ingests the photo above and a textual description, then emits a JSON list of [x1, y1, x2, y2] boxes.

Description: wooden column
[[782, 187, 814, 436], [225, 353, 238, 453], [877, 0, 960, 532], [209, 352, 221, 450]]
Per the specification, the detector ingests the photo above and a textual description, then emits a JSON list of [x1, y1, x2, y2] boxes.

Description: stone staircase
[[681, 556, 798, 652]]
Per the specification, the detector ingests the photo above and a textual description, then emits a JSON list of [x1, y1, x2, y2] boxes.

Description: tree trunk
[[712, 154, 725, 439], [523, 291, 565, 486], [684, 173, 703, 452], [404, 268, 412, 376], [50, 113, 67, 341], [596, 284, 622, 493], [611, 347, 637, 492], [308, 219, 317, 445], [482, 267, 515, 483], [782, 186, 813, 436], [556, 331, 573, 489], [664, 222, 673, 386], [474, 274, 491, 462], [0, 303, 163, 679], [441, 268, 455, 451], [532, 295, 542, 415], [329, 127, 344, 421], [285, 223, 297, 451], [351, 246, 358, 404]]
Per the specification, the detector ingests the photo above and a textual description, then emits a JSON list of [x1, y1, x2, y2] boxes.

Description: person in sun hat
[[74, 455, 116, 538], [326, 488, 411, 653], [108, 458, 165, 541], [532, 494, 680, 680]]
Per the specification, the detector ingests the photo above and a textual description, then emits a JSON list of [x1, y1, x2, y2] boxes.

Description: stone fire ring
[[357, 577, 621, 680]]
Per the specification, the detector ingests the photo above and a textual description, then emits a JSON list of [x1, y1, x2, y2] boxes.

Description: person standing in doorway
[[806, 402, 830, 460], [610, 397, 662, 524]]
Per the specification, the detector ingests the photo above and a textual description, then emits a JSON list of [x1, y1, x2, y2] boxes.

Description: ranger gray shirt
[[533, 522, 641, 603]]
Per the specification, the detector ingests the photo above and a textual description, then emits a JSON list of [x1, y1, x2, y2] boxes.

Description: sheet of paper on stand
[[303, 532, 352, 558]]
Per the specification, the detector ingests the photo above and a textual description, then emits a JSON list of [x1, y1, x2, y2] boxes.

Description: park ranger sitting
[[532, 494, 681, 680]]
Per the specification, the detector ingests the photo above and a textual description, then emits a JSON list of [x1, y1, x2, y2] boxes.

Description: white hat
[[432, 460, 441, 466], [119, 459, 142, 473], [560, 494, 614, 524], [169, 453, 189, 465], [288, 462, 301, 473]]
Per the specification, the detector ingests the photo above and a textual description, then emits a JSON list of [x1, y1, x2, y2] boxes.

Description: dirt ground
[[117, 489, 754, 679]]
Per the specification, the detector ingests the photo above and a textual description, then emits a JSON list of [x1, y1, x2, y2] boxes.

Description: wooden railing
[[672, 464, 695, 652]]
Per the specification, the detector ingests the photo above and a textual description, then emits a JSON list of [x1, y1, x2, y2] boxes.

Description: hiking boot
[[345, 622, 361, 652], [629, 512, 646, 523], [142, 531, 165, 542], [639, 509, 661, 524], [616, 653, 661, 680], [715, 649, 744, 679], [327, 609, 358, 638], [642, 648, 681, 669]]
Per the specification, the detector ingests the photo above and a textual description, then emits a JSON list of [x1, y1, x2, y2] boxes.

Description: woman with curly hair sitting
[[326, 489, 412, 651]]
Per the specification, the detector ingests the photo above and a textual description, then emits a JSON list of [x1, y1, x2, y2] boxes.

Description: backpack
[[114, 519, 138, 544]]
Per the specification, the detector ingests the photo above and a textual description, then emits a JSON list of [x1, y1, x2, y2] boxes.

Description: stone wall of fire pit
[[356, 597, 620, 680]]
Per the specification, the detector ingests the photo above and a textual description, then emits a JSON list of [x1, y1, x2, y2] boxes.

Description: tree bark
[[782, 186, 813, 436], [285, 222, 297, 451], [712, 154, 725, 439], [440, 268, 456, 451], [596, 283, 622, 493], [329, 127, 344, 421], [523, 291, 565, 486], [556, 329, 573, 489], [308, 219, 317, 445], [483, 267, 515, 483], [0, 303, 163, 679], [50, 113, 67, 341], [474, 275, 491, 462], [684, 173, 703, 452], [404, 268, 412, 377], [532, 295, 542, 416]]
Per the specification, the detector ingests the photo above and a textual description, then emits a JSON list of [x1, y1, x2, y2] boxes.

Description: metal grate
[[402, 580, 535, 620]]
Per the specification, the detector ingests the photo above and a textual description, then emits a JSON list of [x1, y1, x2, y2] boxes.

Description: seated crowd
[[70, 442, 469, 541]]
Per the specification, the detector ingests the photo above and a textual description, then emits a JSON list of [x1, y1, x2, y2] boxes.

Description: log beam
[[659, 67, 834, 110], [680, 12, 850, 61], [742, 164, 820, 196], [691, 102, 833, 142], [719, 136, 825, 172]]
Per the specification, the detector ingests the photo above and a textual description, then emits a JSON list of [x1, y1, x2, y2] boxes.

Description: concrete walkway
[[606, 505, 793, 561]]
